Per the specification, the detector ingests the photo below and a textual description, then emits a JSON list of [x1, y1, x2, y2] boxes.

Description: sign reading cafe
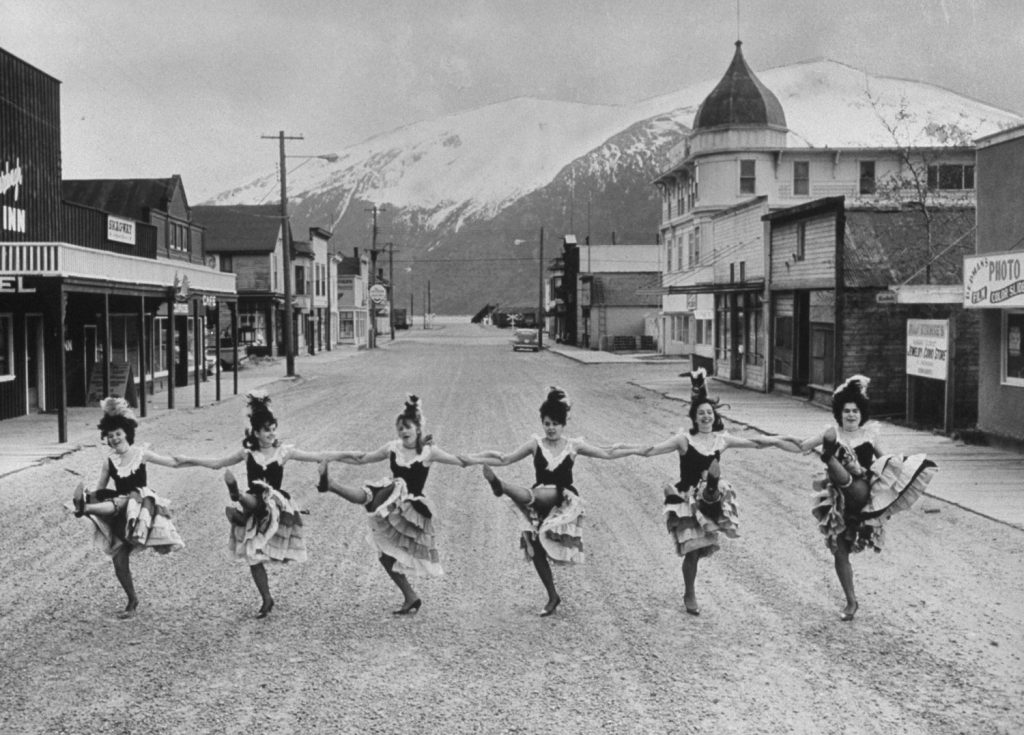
[[964, 252, 1024, 308]]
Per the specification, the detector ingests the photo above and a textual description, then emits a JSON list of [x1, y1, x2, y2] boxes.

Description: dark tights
[[379, 554, 419, 607], [112, 546, 137, 612]]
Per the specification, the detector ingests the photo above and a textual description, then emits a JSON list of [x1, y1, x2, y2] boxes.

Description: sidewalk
[[550, 343, 1024, 531], [0, 344, 366, 479]]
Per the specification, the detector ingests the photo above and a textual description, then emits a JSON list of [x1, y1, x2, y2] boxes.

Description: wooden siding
[[232, 253, 276, 292], [711, 206, 765, 284], [769, 213, 836, 290], [0, 49, 62, 243], [62, 201, 158, 258]]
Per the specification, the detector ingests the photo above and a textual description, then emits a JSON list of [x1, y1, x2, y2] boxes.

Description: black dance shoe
[[393, 598, 422, 615]]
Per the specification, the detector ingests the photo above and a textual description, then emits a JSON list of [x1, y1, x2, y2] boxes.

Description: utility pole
[[262, 130, 304, 377], [538, 226, 545, 349], [426, 280, 431, 329], [365, 205, 385, 348], [387, 242, 396, 340]]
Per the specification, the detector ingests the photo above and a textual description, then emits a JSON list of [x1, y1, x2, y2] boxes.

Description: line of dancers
[[67, 373, 936, 623]]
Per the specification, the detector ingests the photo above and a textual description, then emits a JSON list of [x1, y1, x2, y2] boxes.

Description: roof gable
[[190, 205, 282, 253], [62, 176, 184, 221]]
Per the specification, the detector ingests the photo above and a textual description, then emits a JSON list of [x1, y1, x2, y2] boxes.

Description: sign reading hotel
[[107, 215, 136, 245], [964, 252, 1024, 308], [906, 319, 949, 380]]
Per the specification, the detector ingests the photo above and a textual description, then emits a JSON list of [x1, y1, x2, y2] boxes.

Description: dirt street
[[1, 324, 1021, 734]]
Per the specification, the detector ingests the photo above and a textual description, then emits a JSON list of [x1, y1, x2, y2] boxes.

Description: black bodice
[[677, 441, 717, 491], [107, 456, 147, 495], [532, 444, 575, 488], [390, 451, 430, 495], [246, 451, 284, 491]]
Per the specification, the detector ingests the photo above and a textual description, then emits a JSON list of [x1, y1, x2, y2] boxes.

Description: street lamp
[[262, 131, 338, 376]]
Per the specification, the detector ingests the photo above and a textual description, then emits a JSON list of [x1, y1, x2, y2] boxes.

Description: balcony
[[0, 242, 236, 294]]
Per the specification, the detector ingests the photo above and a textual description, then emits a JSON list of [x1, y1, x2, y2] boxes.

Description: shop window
[[793, 161, 810, 196], [739, 159, 756, 194], [745, 293, 763, 366], [859, 161, 876, 195], [927, 164, 975, 191], [810, 323, 835, 386], [1004, 310, 1024, 386], [0, 314, 12, 381], [295, 265, 307, 295], [681, 315, 691, 344], [774, 315, 794, 376]]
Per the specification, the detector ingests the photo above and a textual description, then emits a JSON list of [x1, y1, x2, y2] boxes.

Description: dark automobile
[[511, 328, 540, 352]]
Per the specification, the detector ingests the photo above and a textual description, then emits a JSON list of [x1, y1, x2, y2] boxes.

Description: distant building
[[967, 125, 1024, 447], [1, 47, 235, 439], [652, 40, 988, 426]]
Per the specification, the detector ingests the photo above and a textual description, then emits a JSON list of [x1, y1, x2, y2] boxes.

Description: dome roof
[[693, 41, 787, 131]]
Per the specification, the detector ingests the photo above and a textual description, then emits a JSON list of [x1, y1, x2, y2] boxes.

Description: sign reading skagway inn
[[964, 252, 1024, 308]]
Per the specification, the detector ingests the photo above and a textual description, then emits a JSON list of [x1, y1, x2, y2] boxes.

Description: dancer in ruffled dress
[[175, 391, 353, 618], [69, 397, 186, 619], [771, 375, 936, 621], [459, 387, 638, 617], [316, 395, 465, 615], [615, 369, 774, 616]]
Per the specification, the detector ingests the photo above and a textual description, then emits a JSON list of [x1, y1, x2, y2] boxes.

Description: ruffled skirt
[[69, 487, 185, 557], [366, 478, 443, 577], [663, 478, 739, 559], [227, 481, 306, 566], [516, 485, 585, 565], [811, 453, 936, 554]]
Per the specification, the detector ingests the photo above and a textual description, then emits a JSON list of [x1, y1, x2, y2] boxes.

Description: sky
[[3, 0, 1023, 203]]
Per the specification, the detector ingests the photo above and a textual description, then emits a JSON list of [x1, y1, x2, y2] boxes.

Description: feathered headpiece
[[245, 390, 276, 428], [100, 396, 136, 423], [833, 374, 870, 400], [682, 367, 721, 407]]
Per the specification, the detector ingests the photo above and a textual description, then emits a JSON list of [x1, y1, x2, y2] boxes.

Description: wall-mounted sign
[[906, 319, 949, 380], [369, 284, 387, 304], [107, 215, 136, 245], [1, 158, 26, 234], [964, 252, 1024, 308], [0, 275, 36, 293]]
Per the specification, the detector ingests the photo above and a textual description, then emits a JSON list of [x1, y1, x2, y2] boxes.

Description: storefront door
[[25, 315, 44, 412]]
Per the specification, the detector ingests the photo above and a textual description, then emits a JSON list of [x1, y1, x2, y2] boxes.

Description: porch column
[[230, 301, 239, 396], [102, 292, 111, 398], [193, 296, 201, 408], [214, 298, 222, 402], [167, 289, 175, 410], [57, 282, 68, 443], [138, 296, 147, 418]]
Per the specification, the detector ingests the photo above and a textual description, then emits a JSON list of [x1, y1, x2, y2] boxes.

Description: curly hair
[[539, 386, 570, 425], [97, 397, 138, 444], [831, 375, 870, 425]]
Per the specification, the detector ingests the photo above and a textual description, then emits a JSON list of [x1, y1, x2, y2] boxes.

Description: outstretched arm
[[173, 448, 246, 469], [638, 433, 686, 458], [460, 439, 535, 467], [426, 445, 466, 467], [576, 440, 650, 460], [143, 448, 184, 468], [346, 444, 391, 465], [288, 448, 365, 464]]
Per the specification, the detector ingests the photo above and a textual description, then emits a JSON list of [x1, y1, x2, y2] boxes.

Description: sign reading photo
[[906, 319, 949, 380], [964, 252, 1024, 308], [107, 215, 136, 245]]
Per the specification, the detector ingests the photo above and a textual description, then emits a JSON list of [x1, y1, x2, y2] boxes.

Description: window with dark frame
[[739, 159, 756, 194], [793, 161, 810, 196], [796, 221, 806, 261], [927, 163, 976, 191], [859, 161, 876, 195]]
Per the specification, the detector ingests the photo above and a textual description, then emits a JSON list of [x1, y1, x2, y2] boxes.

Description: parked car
[[512, 327, 540, 352]]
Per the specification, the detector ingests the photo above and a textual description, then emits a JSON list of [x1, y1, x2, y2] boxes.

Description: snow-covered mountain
[[206, 59, 1022, 315]]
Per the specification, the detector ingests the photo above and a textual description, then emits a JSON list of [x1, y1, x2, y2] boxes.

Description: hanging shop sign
[[369, 284, 387, 304], [906, 319, 950, 380], [107, 215, 136, 245], [964, 252, 1024, 308]]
